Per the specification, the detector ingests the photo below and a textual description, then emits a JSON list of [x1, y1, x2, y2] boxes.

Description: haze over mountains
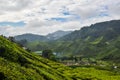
[[15, 30, 72, 42], [15, 34, 47, 42], [46, 30, 72, 40], [15, 20, 120, 42], [14, 20, 120, 63]]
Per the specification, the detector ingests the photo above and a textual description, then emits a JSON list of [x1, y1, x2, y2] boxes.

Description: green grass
[[70, 67, 120, 80], [0, 36, 71, 80], [90, 36, 103, 44]]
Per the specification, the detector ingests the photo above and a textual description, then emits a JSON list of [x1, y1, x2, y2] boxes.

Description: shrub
[[0, 72, 6, 80]]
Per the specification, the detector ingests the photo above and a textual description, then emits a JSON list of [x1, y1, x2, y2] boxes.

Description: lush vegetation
[[0, 36, 70, 80], [0, 35, 120, 80]]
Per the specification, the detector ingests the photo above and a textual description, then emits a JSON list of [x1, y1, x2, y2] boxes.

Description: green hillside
[[60, 20, 120, 41], [1, 35, 120, 80], [0, 36, 71, 80], [53, 20, 120, 62]]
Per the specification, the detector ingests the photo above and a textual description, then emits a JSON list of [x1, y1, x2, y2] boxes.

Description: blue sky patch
[[0, 21, 26, 27], [63, 12, 70, 15], [104, 6, 108, 10], [99, 12, 109, 17], [49, 18, 68, 22], [74, 15, 81, 20], [62, 6, 71, 16]]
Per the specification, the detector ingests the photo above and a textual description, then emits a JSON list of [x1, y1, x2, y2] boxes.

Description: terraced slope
[[0, 36, 72, 80]]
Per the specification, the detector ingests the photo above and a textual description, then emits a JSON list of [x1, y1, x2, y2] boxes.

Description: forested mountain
[[60, 20, 120, 41], [54, 20, 120, 62]]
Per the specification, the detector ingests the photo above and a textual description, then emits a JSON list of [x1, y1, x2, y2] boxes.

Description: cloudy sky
[[0, 0, 120, 36]]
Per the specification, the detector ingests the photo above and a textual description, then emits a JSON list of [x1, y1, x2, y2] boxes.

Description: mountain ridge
[[14, 33, 47, 42], [14, 30, 72, 42], [46, 30, 72, 40], [54, 20, 120, 62], [59, 20, 120, 41]]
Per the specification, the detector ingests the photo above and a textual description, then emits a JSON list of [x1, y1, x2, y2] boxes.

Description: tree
[[42, 49, 56, 61], [0, 47, 6, 53], [74, 56, 78, 62], [17, 39, 28, 47], [0, 72, 6, 80], [8, 36, 15, 42]]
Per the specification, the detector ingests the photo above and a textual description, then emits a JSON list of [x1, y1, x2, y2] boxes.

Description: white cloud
[[0, 0, 120, 36]]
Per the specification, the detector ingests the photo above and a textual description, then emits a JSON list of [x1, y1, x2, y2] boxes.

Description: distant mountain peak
[[14, 30, 72, 42], [14, 33, 47, 42], [46, 30, 72, 40]]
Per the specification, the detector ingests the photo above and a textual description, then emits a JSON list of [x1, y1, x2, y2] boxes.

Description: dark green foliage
[[8, 36, 15, 42], [0, 45, 19, 62], [42, 49, 56, 61], [17, 55, 30, 66], [0, 47, 6, 53], [42, 50, 52, 58], [0, 72, 6, 80], [16, 39, 28, 47]]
